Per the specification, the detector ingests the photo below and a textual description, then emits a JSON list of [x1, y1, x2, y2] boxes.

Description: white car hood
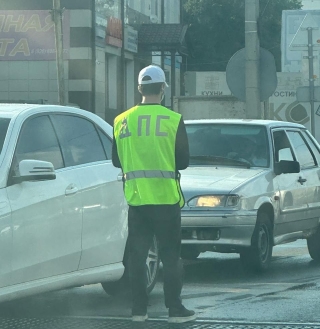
[[180, 166, 266, 194]]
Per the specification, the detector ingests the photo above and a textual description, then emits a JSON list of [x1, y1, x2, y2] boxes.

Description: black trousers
[[127, 203, 183, 314]]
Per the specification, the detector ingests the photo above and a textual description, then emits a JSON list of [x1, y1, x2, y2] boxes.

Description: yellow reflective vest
[[113, 104, 184, 207]]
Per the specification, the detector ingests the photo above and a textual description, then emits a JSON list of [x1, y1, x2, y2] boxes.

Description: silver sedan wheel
[[240, 212, 273, 272], [258, 223, 269, 263]]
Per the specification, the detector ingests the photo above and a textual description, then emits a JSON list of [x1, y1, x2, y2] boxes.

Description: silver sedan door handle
[[65, 184, 79, 195], [297, 176, 307, 185], [117, 173, 123, 182]]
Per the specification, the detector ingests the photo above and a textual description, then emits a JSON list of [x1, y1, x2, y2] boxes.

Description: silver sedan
[[180, 119, 320, 272]]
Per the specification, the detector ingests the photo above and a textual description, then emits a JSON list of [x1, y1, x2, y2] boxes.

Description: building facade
[[0, 0, 183, 124]]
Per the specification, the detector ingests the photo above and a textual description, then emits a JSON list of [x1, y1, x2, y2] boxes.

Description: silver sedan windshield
[[186, 124, 270, 167]]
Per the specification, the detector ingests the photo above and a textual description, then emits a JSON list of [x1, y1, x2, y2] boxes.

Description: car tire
[[240, 212, 273, 272], [101, 235, 160, 296], [180, 245, 200, 260], [307, 226, 320, 261]]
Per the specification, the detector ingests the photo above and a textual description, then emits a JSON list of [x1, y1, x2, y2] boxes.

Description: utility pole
[[160, 0, 165, 106], [170, 52, 175, 109], [161, 0, 165, 70], [118, 0, 125, 113], [52, 0, 65, 105], [291, 14, 319, 137], [245, 0, 260, 118]]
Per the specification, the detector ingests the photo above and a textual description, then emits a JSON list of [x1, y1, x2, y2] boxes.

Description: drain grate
[[1, 318, 320, 329]]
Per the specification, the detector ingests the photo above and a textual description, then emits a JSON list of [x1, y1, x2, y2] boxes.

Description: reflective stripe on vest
[[125, 170, 175, 181]]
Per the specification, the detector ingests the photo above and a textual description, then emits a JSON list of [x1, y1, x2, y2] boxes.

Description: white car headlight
[[187, 195, 240, 208]]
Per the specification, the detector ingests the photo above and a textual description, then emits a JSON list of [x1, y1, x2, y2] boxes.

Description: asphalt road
[[1, 240, 320, 325]]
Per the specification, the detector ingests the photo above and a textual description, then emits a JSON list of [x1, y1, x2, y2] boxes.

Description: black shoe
[[168, 305, 196, 323]]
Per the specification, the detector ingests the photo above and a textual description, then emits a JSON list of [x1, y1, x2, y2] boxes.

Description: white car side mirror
[[16, 159, 56, 183]]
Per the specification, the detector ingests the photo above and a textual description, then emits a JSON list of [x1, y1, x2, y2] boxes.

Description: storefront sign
[[96, 13, 107, 39], [106, 16, 122, 48], [0, 10, 70, 60], [124, 25, 137, 53]]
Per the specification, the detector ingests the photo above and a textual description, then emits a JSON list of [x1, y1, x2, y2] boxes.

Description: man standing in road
[[112, 65, 196, 324]]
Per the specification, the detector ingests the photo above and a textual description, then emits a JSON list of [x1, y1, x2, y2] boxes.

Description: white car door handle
[[117, 174, 123, 182], [65, 184, 79, 195]]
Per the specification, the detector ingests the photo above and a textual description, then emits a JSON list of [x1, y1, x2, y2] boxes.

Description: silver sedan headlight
[[187, 194, 240, 208]]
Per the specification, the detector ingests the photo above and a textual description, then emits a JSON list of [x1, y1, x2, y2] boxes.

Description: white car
[[0, 104, 159, 302], [181, 119, 320, 272]]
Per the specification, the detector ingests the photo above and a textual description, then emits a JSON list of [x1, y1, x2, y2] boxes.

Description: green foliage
[[182, 0, 302, 71]]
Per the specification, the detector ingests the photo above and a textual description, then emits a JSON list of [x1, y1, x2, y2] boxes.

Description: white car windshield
[[186, 124, 270, 168]]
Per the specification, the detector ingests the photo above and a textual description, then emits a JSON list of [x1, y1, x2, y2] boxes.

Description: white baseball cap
[[138, 65, 169, 87]]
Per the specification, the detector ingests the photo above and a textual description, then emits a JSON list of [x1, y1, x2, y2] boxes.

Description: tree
[[182, 0, 302, 72]]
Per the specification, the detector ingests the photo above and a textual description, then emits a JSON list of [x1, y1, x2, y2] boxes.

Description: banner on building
[[0, 10, 70, 61]]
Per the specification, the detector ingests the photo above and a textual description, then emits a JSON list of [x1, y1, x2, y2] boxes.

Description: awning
[[138, 24, 189, 55]]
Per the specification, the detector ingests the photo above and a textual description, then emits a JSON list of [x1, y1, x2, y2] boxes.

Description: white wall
[[302, 0, 320, 9], [125, 60, 135, 109], [164, 0, 180, 23], [174, 71, 320, 143], [127, 0, 180, 23], [107, 55, 118, 110], [0, 60, 68, 104], [173, 96, 248, 120], [95, 48, 106, 119], [127, 0, 151, 16]]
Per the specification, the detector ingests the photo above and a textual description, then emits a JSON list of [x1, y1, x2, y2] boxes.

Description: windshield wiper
[[189, 155, 251, 168]]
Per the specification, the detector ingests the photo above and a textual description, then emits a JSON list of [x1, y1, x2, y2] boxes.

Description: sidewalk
[[1, 316, 320, 329]]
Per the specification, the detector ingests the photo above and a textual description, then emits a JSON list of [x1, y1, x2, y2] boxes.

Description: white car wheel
[[101, 235, 160, 295]]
